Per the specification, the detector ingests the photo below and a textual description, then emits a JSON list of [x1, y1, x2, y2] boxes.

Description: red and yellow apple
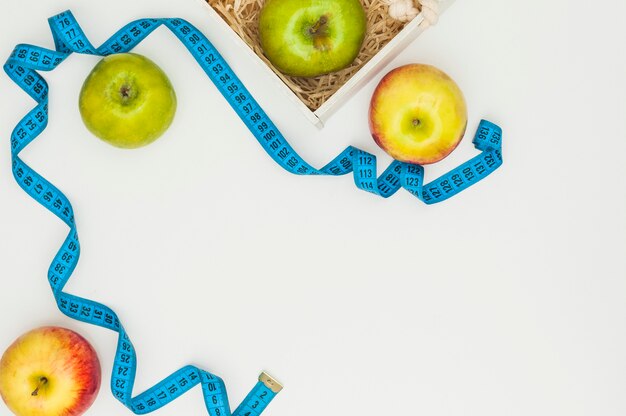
[[369, 64, 468, 165], [0, 327, 101, 416]]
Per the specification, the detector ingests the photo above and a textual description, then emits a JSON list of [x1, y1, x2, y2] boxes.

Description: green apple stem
[[309, 15, 328, 35], [412, 118, 421, 127], [119, 84, 135, 104], [31, 377, 48, 396]]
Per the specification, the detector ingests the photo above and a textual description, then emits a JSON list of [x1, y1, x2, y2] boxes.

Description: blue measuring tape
[[4, 9, 502, 415]]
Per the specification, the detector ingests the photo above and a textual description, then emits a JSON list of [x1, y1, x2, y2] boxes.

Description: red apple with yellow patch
[[0, 327, 101, 416], [369, 64, 468, 165]]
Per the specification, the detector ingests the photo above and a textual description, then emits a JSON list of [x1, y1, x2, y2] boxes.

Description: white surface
[[0, 1, 625, 416]]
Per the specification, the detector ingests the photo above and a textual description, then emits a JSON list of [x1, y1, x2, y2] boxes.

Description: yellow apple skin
[[0, 327, 101, 416], [369, 64, 467, 165]]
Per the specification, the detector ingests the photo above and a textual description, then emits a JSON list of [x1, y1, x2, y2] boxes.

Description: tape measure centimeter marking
[[4, 9, 501, 416]]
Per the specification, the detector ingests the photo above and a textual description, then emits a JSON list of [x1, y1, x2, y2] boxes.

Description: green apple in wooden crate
[[258, 0, 366, 77]]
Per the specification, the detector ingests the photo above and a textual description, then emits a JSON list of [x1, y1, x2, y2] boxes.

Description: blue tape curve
[[4, 9, 502, 415]]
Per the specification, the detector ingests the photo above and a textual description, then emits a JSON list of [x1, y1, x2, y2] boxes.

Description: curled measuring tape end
[[259, 372, 283, 394], [4, 7, 501, 415]]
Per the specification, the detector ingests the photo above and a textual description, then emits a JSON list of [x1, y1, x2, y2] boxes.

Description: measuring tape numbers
[[4, 9, 502, 415]]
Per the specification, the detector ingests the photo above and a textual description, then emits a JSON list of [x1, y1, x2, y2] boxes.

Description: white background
[[1, 0, 625, 415]]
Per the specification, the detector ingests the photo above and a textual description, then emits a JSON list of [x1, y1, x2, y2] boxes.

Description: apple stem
[[309, 16, 328, 35], [31, 377, 48, 397], [119, 85, 132, 102], [412, 119, 421, 127]]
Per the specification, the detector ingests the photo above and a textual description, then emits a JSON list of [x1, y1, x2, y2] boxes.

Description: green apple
[[79, 53, 177, 149], [258, 0, 366, 77], [369, 64, 468, 165], [0, 327, 101, 416]]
